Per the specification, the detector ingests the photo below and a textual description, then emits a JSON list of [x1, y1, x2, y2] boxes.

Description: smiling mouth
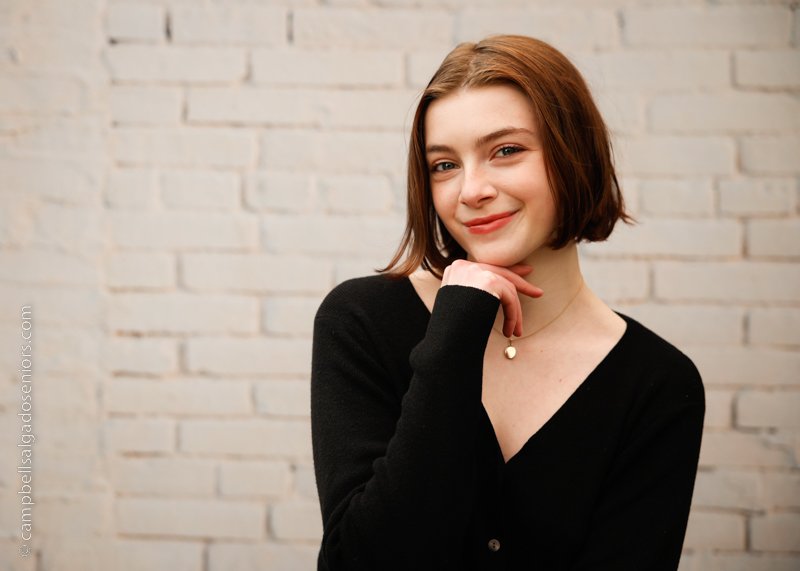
[[465, 211, 517, 234]]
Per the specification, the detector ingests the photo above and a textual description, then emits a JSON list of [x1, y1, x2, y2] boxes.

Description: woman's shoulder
[[615, 312, 704, 403], [315, 273, 417, 324]]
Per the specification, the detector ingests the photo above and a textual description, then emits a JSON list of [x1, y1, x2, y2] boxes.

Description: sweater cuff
[[409, 284, 500, 374]]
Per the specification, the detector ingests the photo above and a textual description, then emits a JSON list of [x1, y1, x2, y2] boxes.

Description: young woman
[[311, 35, 705, 571]]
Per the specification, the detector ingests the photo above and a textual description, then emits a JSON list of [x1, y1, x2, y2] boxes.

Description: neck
[[497, 242, 585, 337]]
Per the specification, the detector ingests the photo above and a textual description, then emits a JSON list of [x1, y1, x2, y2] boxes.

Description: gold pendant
[[504, 341, 516, 360]]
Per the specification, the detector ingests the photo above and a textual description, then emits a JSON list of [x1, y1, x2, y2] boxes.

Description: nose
[[459, 164, 497, 208]]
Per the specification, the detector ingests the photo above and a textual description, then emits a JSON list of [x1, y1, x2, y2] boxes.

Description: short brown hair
[[379, 34, 631, 279]]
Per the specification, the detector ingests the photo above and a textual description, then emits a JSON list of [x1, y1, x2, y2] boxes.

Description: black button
[[488, 538, 501, 552]]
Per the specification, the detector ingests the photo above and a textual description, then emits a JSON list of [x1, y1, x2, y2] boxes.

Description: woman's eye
[[432, 161, 457, 172], [496, 145, 522, 157]]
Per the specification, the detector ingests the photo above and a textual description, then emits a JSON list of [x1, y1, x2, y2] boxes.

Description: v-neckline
[[401, 274, 632, 468], [483, 320, 630, 467]]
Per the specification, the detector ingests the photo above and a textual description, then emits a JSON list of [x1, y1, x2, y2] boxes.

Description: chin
[[467, 249, 527, 268]]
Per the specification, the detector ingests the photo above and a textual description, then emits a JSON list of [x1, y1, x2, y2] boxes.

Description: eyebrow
[[425, 127, 537, 155]]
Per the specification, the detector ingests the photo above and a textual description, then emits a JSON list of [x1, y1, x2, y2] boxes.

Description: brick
[[763, 472, 800, 509], [264, 297, 320, 335], [623, 6, 791, 47], [161, 170, 240, 211], [107, 3, 164, 42], [106, 252, 175, 289], [261, 214, 404, 256], [208, 543, 318, 571], [584, 217, 741, 257], [407, 48, 452, 88], [252, 49, 403, 87], [109, 293, 258, 334], [593, 90, 642, 135], [106, 378, 252, 415], [269, 500, 322, 541], [0, 251, 99, 286], [254, 380, 311, 417], [182, 253, 333, 294], [704, 389, 734, 428], [736, 50, 800, 88], [458, 8, 617, 49], [684, 346, 800, 386], [112, 540, 203, 571], [719, 178, 797, 217], [741, 136, 800, 175], [0, 75, 82, 114], [748, 220, 800, 258], [318, 174, 395, 213], [750, 308, 800, 346], [682, 510, 745, 550], [0, 4, 98, 75], [106, 168, 158, 210], [110, 85, 182, 125], [219, 460, 291, 497], [186, 337, 311, 376], [245, 171, 316, 213], [106, 45, 246, 82], [188, 88, 318, 126], [171, 5, 286, 46], [751, 513, 800, 551], [294, 463, 318, 499], [103, 418, 174, 453], [22, 203, 104, 255], [2, 116, 106, 159], [112, 457, 215, 495], [41, 539, 204, 571], [294, 8, 452, 49], [619, 136, 734, 176], [108, 211, 258, 249], [0, 191, 35, 248], [0, 285, 101, 327], [692, 469, 760, 510], [637, 179, 714, 217], [621, 305, 743, 345], [1, 157, 100, 205], [654, 262, 800, 303], [679, 552, 800, 571], [651, 93, 800, 133], [34, 494, 112, 538], [318, 89, 420, 130], [117, 498, 263, 539], [35, 380, 99, 454], [179, 82, 416, 132], [796, 5, 800, 46], [261, 129, 407, 174], [575, 51, 730, 90], [699, 430, 794, 467], [578, 259, 649, 302], [738, 391, 800, 428], [106, 336, 178, 375], [179, 419, 312, 457], [112, 127, 256, 168]]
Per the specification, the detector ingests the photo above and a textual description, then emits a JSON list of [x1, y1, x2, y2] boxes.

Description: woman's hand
[[440, 259, 544, 338]]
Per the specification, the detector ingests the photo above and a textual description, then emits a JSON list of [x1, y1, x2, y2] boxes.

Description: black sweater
[[310, 274, 705, 571]]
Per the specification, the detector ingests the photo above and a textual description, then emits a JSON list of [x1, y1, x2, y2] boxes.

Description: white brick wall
[[2, 0, 798, 569]]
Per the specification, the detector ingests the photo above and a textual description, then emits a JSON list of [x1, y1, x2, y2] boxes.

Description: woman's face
[[425, 84, 557, 268]]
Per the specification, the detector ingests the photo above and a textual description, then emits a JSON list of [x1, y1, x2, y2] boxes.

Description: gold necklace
[[492, 281, 584, 360]]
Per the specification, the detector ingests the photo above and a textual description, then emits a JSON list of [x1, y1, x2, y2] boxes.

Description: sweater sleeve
[[311, 283, 500, 571], [570, 360, 706, 571]]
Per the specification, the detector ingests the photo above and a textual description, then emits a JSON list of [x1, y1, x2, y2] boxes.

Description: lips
[[464, 210, 517, 234]]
